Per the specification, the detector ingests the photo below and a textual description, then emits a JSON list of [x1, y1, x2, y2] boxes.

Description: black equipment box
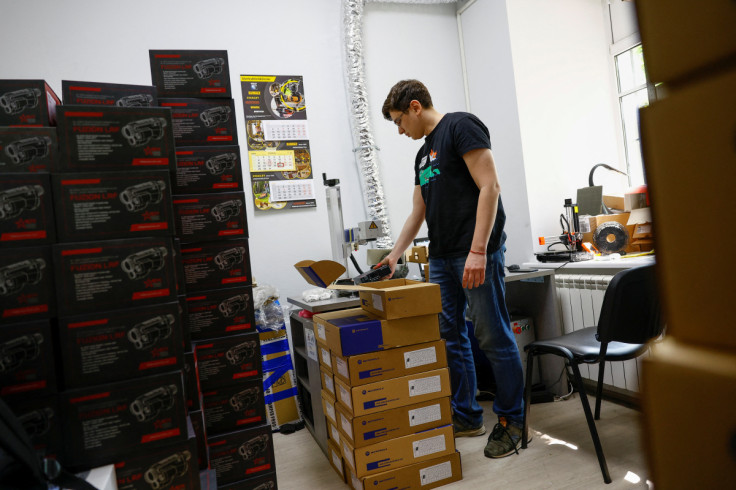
[[0, 79, 60, 126], [53, 237, 177, 316], [185, 286, 256, 341], [5, 394, 63, 462], [173, 192, 248, 241], [160, 98, 238, 146], [0, 320, 56, 398], [194, 332, 261, 390], [173, 145, 244, 194], [114, 435, 199, 490], [61, 80, 158, 107], [180, 239, 252, 293], [189, 409, 209, 470], [0, 245, 55, 324], [57, 302, 184, 389], [172, 237, 187, 296], [51, 170, 175, 242], [149, 50, 231, 98], [0, 172, 56, 247], [182, 351, 201, 412], [56, 106, 176, 172], [201, 378, 266, 436], [0, 127, 58, 173], [219, 472, 278, 490], [207, 424, 275, 485]]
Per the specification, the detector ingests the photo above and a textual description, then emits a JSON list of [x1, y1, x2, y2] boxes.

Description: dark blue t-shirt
[[414, 112, 506, 258]]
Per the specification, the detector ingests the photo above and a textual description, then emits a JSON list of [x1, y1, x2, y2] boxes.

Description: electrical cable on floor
[[552, 365, 575, 401]]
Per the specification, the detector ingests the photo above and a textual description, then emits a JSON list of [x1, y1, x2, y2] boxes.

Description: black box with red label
[[149, 50, 231, 99], [56, 106, 176, 172], [0, 246, 55, 324], [0, 320, 56, 398], [0, 80, 60, 126], [114, 434, 199, 490], [207, 424, 275, 485], [173, 193, 248, 242], [194, 332, 261, 390], [51, 170, 175, 242], [61, 80, 158, 108], [5, 394, 64, 462], [180, 239, 251, 294], [201, 377, 266, 436], [159, 98, 238, 146], [0, 127, 58, 173], [182, 351, 201, 412], [53, 237, 177, 316], [57, 302, 184, 389], [189, 409, 209, 471], [61, 371, 187, 469], [220, 471, 278, 490], [0, 173, 56, 247], [173, 145, 244, 195], [185, 286, 255, 341], [172, 238, 186, 296]]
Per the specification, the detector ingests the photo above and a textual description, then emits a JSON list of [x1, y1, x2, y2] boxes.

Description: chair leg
[[522, 351, 535, 449], [571, 363, 612, 484], [595, 361, 606, 420]]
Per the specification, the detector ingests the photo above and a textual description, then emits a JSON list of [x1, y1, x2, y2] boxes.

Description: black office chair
[[521, 264, 662, 484]]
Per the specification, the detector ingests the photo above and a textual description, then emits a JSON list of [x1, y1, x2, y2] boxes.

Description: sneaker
[[484, 417, 532, 458], [452, 415, 486, 437]]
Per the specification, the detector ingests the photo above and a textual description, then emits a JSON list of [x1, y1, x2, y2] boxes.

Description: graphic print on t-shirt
[[419, 148, 440, 186]]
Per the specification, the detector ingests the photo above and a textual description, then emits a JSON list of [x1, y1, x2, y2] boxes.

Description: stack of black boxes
[[149, 50, 277, 489]]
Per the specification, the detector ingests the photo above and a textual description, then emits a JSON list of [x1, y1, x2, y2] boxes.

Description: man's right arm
[[380, 185, 425, 277]]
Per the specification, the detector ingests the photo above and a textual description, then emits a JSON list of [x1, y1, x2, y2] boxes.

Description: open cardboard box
[[294, 259, 346, 288]]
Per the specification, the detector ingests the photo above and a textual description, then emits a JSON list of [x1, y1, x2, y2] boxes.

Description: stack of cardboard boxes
[[313, 279, 463, 490]]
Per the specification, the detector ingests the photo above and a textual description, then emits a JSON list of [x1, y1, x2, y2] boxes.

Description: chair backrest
[[596, 264, 662, 345]]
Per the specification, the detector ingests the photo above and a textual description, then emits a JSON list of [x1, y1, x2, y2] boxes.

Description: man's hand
[[463, 253, 486, 289], [376, 254, 399, 279]]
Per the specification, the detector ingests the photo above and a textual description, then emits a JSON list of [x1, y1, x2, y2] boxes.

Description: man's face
[[389, 108, 422, 140]]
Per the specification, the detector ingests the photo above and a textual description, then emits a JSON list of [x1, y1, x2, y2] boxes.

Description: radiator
[[555, 274, 647, 393]]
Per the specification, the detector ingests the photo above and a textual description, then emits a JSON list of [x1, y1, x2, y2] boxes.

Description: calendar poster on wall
[[240, 75, 316, 211]]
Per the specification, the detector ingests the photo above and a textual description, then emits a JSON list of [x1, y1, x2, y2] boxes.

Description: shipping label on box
[[357, 279, 441, 320], [57, 302, 183, 389], [61, 80, 158, 108], [0, 320, 56, 397], [207, 424, 275, 485], [0, 172, 56, 247], [260, 328, 303, 430], [114, 436, 198, 490], [56, 106, 176, 172], [61, 371, 187, 469], [358, 451, 463, 490], [149, 50, 231, 98], [0, 245, 55, 324], [52, 170, 175, 242], [321, 389, 337, 427], [194, 332, 261, 389], [180, 239, 252, 292], [173, 192, 248, 241], [0, 127, 58, 173], [160, 98, 238, 146], [201, 378, 266, 436], [321, 365, 335, 397], [5, 394, 63, 462], [174, 145, 244, 194], [328, 437, 346, 482], [0, 80, 60, 126], [185, 286, 255, 341], [53, 237, 176, 316]]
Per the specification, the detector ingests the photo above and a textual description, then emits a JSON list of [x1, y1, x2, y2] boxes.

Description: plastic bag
[[253, 284, 286, 332]]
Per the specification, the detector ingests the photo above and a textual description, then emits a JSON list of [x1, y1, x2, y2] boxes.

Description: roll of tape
[[593, 221, 629, 254]]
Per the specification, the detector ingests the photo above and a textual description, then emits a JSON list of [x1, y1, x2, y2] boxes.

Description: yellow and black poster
[[240, 75, 316, 211]]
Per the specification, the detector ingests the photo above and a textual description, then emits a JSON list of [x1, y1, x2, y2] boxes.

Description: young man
[[378, 79, 528, 458]]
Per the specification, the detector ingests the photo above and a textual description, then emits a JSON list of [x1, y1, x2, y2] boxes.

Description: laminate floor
[[272, 396, 652, 489]]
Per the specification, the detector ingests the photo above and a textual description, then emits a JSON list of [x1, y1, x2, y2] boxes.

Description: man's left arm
[[463, 147, 501, 289]]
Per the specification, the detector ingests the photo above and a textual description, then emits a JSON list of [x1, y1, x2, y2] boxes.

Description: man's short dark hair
[[382, 80, 433, 120]]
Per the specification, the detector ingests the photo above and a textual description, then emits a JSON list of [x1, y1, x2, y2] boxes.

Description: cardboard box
[[149, 50, 231, 98], [194, 332, 262, 389], [602, 195, 624, 212], [356, 278, 441, 320], [321, 389, 337, 427], [61, 371, 187, 469], [218, 471, 278, 490], [336, 396, 452, 449], [52, 171, 175, 242], [58, 302, 184, 389], [635, 0, 736, 85], [327, 417, 342, 445], [328, 437, 347, 482], [0, 127, 58, 173], [294, 259, 346, 287], [321, 365, 336, 397], [159, 98, 238, 146], [406, 245, 428, 264], [0, 245, 55, 324], [349, 451, 462, 490], [173, 192, 248, 241], [52, 237, 177, 316], [341, 424, 455, 478], [56, 106, 176, 172], [0, 173, 56, 247], [0, 80, 60, 126], [189, 410, 209, 470], [318, 343, 333, 371], [331, 339, 447, 387], [61, 80, 158, 107], [182, 352, 201, 412], [334, 368, 451, 417], [201, 378, 266, 435], [179, 239, 252, 292], [313, 307, 441, 357], [640, 67, 736, 350], [114, 436, 198, 490], [207, 424, 275, 484], [627, 207, 654, 252], [5, 394, 63, 462], [173, 146, 244, 194], [185, 286, 255, 341], [260, 328, 303, 431], [0, 320, 56, 397], [641, 339, 736, 488]]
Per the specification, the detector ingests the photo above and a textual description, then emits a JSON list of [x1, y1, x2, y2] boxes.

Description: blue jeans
[[429, 247, 524, 427]]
